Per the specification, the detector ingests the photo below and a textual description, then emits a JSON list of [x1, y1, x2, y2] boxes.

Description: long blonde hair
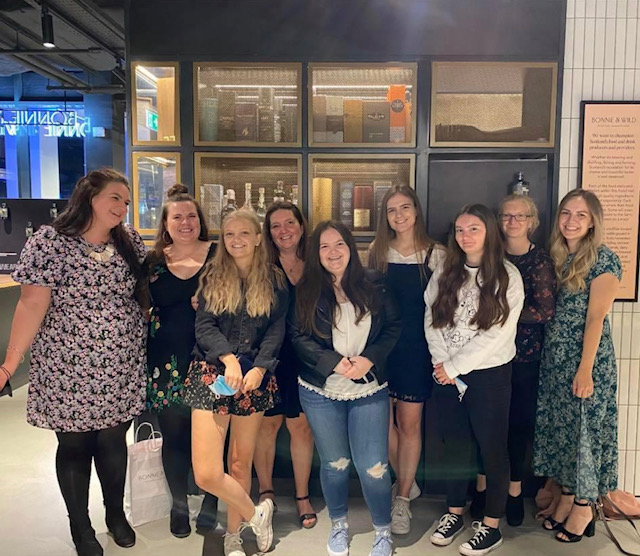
[[198, 210, 283, 317], [550, 189, 603, 292]]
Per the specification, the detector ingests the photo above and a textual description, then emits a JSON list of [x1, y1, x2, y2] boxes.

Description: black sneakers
[[430, 513, 464, 546], [459, 522, 503, 556], [506, 493, 524, 527]]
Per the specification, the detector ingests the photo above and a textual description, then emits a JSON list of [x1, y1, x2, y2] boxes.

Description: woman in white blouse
[[290, 220, 401, 556], [424, 204, 524, 556]]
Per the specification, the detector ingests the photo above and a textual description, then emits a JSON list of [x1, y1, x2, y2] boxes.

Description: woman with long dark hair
[[369, 185, 444, 535], [534, 189, 621, 543], [0, 169, 147, 556], [143, 184, 218, 537], [253, 201, 317, 529], [290, 220, 401, 556], [424, 204, 524, 556], [185, 209, 288, 556]]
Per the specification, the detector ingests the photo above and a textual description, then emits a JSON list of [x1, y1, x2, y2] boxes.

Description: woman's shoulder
[[504, 259, 524, 282], [364, 268, 384, 284], [593, 244, 622, 280]]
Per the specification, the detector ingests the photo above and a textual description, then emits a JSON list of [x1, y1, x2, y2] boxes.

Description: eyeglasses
[[500, 213, 531, 222]]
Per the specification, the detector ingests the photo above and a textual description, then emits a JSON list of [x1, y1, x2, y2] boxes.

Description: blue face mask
[[208, 375, 238, 397]]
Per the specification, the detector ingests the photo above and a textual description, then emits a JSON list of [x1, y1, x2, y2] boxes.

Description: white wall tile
[[569, 0, 577, 18], [631, 313, 640, 359], [622, 311, 633, 358], [628, 0, 639, 17], [625, 302, 635, 313], [558, 168, 570, 200], [625, 450, 636, 492], [608, 0, 619, 17], [618, 0, 629, 17], [614, 68, 627, 97], [634, 70, 640, 99], [575, 18, 587, 68], [562, 70, 574, 116], [569, 118, 582, 169], [631, 360, 640, 406], [634, 451, 640, 495], [572, 69, 584, 118], [613, 311, 623, 355], [615, 17, 628, 68], [594, 18, 607, 67], [566, 18, 576, 70], [592, 68, 605, 99], [577, 0, 587, 17], [587, 0, 598, 16], [620, 406, 629, 450], [597, 0, 608, 17], [620, 451, 627, 489], [620, 358, 631, 406], [628, 406, 638, 452], [636, 18, 640, 70], [560, 119, 572, 168], [583, 68, 595, 99], [624, 68, 636, 98], [584, 18, 597, 68], [569, 167, 579, 190], [605, 18, 618, 67], [626, 18, 638, 68]]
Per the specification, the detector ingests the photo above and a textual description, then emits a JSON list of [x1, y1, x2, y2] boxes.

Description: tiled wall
[[561, 0, 640, 494]]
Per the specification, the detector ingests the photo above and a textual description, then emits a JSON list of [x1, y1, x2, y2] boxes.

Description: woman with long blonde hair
[[183, 209, 288, 556], [534, 189, 621, 544]]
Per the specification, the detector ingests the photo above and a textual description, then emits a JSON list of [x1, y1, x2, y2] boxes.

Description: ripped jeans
[[299, 385, 391, 526]]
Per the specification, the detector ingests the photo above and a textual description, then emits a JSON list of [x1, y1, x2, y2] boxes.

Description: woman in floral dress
[[534, 189, 621, 544], [144, 184, 217, 538], [0, 169, 146, 556]]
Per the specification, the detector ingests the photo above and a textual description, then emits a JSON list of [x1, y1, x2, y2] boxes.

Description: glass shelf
[[131, 62, 180, 146], [309, 63, 417, 147], [430, 62, 557, 147], [309, 154, 415, 235], [194, 63, 302, 146]]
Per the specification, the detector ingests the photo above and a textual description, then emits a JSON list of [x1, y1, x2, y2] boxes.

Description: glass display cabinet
[[430, 61, 557, 147], [131, 152, 181, 235], [194, 63, 302, 146], [309, 63, 417, 147], [195, 153, 302, 233], [309, 154, 415, 235], [131, 62, 180, 146]]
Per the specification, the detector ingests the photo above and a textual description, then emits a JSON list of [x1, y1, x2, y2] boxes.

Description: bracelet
[[6, 345, 25, 363], [0, 365, 11, 380]]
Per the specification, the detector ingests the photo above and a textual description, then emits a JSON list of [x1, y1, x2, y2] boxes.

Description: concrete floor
[[1, 384, 636, 556]]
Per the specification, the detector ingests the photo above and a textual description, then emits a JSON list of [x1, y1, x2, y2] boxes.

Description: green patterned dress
[[533, 245, 622, 500]]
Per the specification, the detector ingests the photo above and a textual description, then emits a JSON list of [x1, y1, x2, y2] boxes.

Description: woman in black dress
[[145, 184, 218, 538], [368, 185, 444, 535], [253, 201, 317, 529]]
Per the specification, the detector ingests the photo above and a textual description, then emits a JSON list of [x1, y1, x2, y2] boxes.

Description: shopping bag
[[124, 422, 171, 526]]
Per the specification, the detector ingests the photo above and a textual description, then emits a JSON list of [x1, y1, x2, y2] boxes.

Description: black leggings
[[55, 420, 131, 531], [433, 363, 511, 519], [156, 406, 217, 514]]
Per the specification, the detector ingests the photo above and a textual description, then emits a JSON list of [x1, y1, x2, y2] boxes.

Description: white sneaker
[[391, 480, 421, 501], [390, 496, 412, 535], [248, 499, 274, 552], [223, 531, 246, 556]]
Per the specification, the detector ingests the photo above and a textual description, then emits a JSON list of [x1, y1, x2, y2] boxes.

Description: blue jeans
[[298, 385, 392, 527]]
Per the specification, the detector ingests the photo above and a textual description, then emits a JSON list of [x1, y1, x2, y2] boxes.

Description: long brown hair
[[295, 220, 378, 337], [198, 209, 284, 317], [263, 201, 308, 264], [53, 168, 141, 280], [369, 185, 436, 280], [431, 204, 510, 330], [550, 189, 603, 292]]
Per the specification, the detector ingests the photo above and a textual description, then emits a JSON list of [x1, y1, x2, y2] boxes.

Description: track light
[[41, 6, 55, 49]]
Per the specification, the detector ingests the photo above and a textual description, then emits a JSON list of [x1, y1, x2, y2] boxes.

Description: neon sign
[[0, 109, 90, 138]]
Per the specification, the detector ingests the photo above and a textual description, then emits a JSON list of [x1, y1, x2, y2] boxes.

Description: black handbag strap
[[597, 495, 640, 556]]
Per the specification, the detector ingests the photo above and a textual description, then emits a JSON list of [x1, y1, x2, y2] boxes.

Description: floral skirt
[[183, 360, 279, 416]]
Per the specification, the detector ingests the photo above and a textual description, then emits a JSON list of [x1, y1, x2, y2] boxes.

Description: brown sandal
[[295, 495, 317, 529]]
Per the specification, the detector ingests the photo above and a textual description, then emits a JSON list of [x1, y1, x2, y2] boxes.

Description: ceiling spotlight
[[41, 6, 55, 49]]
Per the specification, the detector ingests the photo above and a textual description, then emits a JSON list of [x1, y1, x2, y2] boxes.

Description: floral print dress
[[533, 245, 622, 500], [11, 225, 147, 433]]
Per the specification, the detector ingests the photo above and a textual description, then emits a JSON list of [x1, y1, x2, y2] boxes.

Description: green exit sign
[[145, 109, 158, 132]]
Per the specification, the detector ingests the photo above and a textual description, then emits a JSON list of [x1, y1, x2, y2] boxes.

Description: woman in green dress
[[533, 189, 622, 544]]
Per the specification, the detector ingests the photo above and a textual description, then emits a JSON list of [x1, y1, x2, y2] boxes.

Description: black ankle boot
[[105, 508, 136, 548], [70, 521, 103, 556], [506, 493, 524, 527], [469, 489, 486, 520], [170, 509, 191, 538], [195, 495, 218, 533]]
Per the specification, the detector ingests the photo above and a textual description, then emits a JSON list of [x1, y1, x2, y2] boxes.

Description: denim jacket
[[192, 279, 289, 375], [288, 269, 401, 389]]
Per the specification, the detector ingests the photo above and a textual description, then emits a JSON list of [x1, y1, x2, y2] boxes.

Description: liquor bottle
[[353, 184, 374, 231], [256, 187, 267, 226], [221, 189, 238, 222], [512, 171, 530, 196], [273, 180, 286, 203], [242, 182, 255, 212], [290, 184, 299, 206]]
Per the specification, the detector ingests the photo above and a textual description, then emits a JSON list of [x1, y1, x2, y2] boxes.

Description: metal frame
[[130, 61, 181, 147], [308, 62, 418, 148]]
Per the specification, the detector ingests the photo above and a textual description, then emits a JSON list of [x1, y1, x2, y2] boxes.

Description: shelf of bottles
[[195, 153, 302, 232], [194, 63, 302, 146], [308, 63, 417, 148], [430, 61, 557, 147], [309, 154, 415, 236], [131, 62, 180, 146], [132, 152, 181, 235]]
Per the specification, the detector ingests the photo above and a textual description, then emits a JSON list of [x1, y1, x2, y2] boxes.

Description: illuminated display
[[0, 109, 90, 138]]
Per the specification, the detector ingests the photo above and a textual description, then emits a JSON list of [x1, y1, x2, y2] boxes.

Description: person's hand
[[242, 368, 265, 393], [191, 296, 199, 311], [573, 368, 594, 398], [333, 357, 353, 375], [220, 354, 243, 391], [344, 355, 373, 380], [433, 363, 455, 385]]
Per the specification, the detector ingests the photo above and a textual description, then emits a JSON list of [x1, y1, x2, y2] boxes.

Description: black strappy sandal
[[295, 495, 317, 529], [258, 490, 278, 514], [556, 500, 596, 543], [543, 489, 575, 531]]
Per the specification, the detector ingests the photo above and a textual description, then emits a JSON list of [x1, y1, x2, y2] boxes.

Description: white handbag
[[124, 422, 172, 527]]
